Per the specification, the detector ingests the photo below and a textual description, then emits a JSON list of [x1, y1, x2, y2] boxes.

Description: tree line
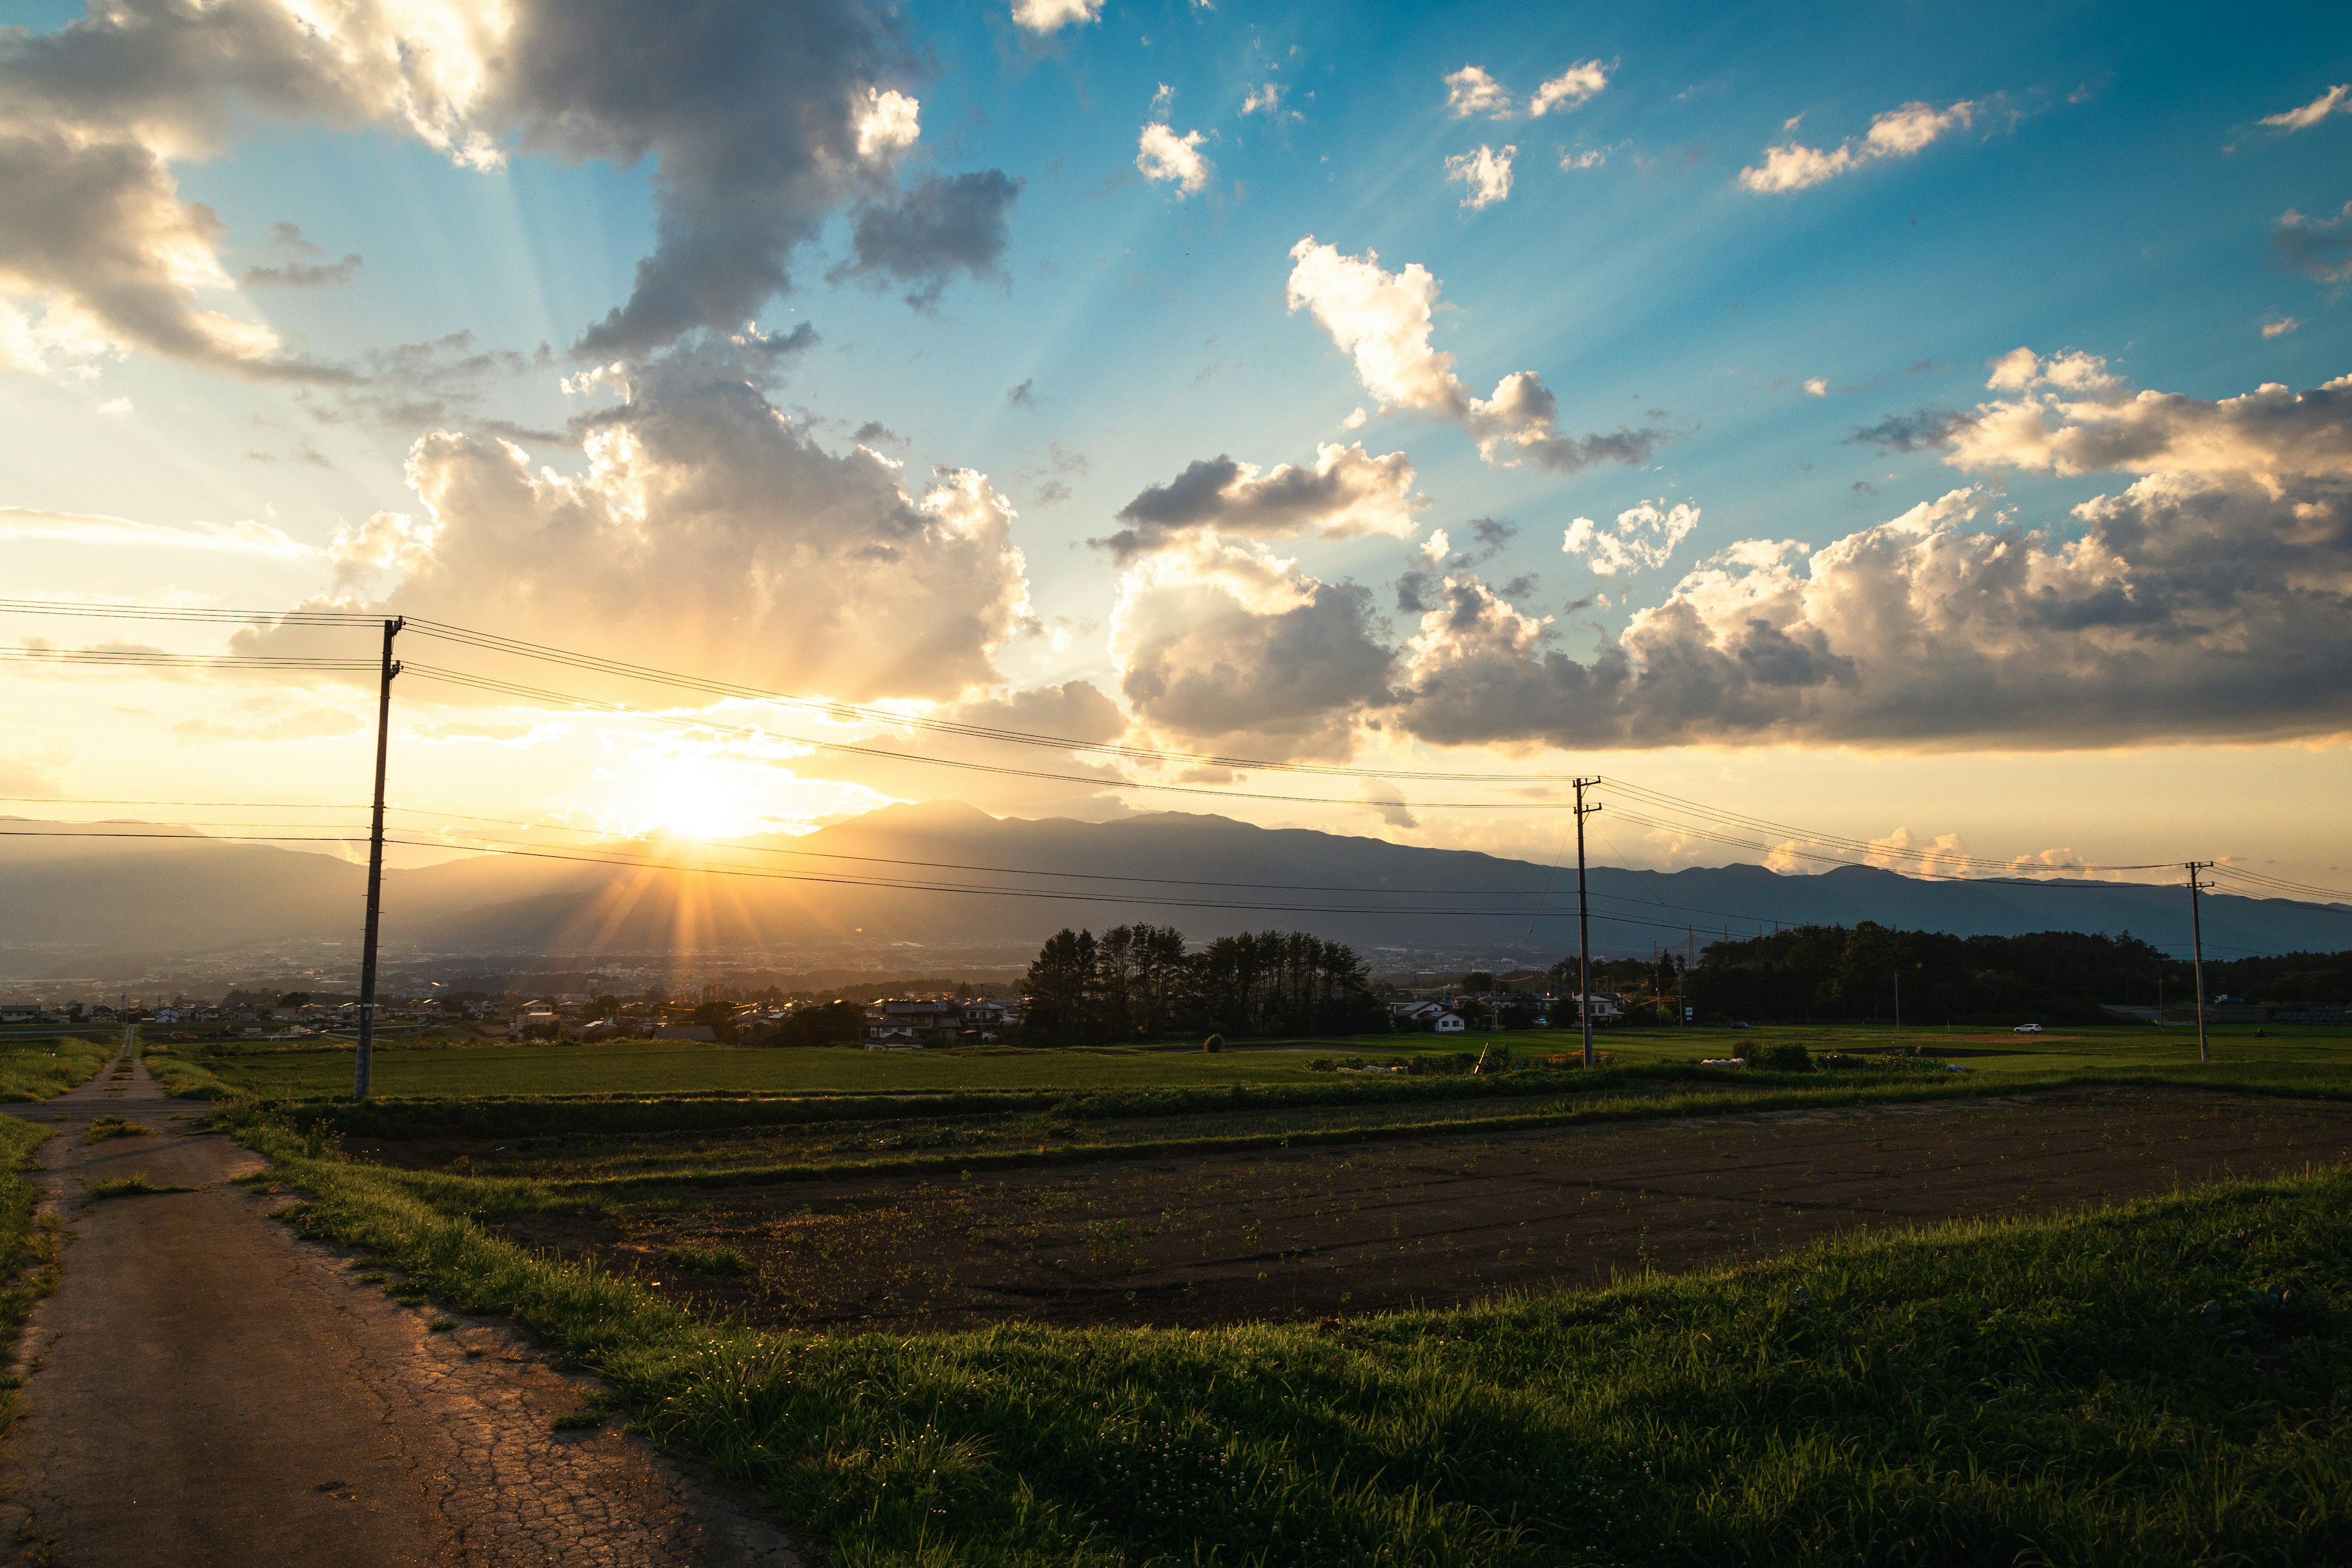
[[1020, 925, 1387, 1045], [1683, 922, 2351, 1023]]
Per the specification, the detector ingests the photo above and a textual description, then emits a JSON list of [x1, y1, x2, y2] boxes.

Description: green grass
[[81, 1116, 154, 1144], [83, 1174, 202, 1199], [0, 1114, 61, 1418], [0, 1035, 115, 1103], [135, 1037, 232, 1099], [241, 1104, 2352, 1566]]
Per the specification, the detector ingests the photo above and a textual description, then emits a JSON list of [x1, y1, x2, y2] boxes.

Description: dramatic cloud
[[2272, 203, 2352, 285], [1445, 144, 1516, 209], [1740, 99, 1978, 193], [1444, 66, 1512, 119], [249, 334, 1035, 703], [1393, 363, 2352, 749], [1563, 500, 1702, 576], [1530, 61, 1610, 116], [2261, 85, 2350, 132], [1098, 442, 1423, 560], [835, 171, 1023, 307], [1011, 0, 1102, 34], [1285, 237, 1664, 473], [0, 0, 1015, 375], [1110, 533, 1393, 758], [1137, 123, 1212, 194], [0, 505, 311, 557]]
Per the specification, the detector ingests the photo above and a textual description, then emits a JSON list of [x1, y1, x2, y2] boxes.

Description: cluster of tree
[[753, 1000, 867, 1047], [1021, 925, 1387, 1045], [1681, 923, 2352, 1023]]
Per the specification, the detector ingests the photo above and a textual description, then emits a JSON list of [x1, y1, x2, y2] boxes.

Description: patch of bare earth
[[497, 1087, 2352, 1332]]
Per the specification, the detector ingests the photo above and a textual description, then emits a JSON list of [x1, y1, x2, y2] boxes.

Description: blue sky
[[1, 0, 2348, 887]]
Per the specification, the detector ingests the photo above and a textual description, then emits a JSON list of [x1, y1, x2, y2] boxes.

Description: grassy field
[[196, 1020, 2352, 1562], [0, 1034, 116, 1103], [181, 1020, 2338, 1101], [252, 1117, 2352, 1566]]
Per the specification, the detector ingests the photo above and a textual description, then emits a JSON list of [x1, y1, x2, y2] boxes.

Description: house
[[0, 1004, 38, 1026], [1432, 1011, 1466, 1033], [871, 999, 966, 1047], [1562, 993, 1624, 1027], [863, 1028, 925, 1051]]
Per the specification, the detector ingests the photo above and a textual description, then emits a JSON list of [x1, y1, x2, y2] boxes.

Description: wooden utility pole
[[2185, 861, 2212, 1066], [355, 617, 404, 1099], [1572, 777, 1601, 1068]]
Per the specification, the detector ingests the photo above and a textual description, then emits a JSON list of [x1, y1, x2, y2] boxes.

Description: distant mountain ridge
[[0, 803, 2344, 969]]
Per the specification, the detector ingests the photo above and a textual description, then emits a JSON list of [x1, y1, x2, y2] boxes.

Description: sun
[[635, 763, 765, 842]]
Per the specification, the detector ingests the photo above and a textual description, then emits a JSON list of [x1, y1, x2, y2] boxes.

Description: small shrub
[[83, 1117, 154, 1144], [1734, 1041, 1812, 1072], [1202, 1035, 1223, 1054], [666, 1243, 749, 1277]]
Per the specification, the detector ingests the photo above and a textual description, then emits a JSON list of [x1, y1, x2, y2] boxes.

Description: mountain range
[[2, 802, 2345, 978]]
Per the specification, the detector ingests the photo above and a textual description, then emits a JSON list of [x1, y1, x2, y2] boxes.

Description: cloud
[[1739, 99, 1978, 193], [1530, 61, 1610, 116], [2271, 203, 2352, 285], [1804, 377, 1828, 396], [2263, 314, 2301, 339], [1848, 405, 1972, 452], [1444, 66, 1511, 120], [0, 0, 1019, 375], [1005, 377, 1037, 409], [94, 396, 132, 417], [1110, 533, 1393, 758], [243, 333, 1036, 704], [1562, 500, 1702, 576], [1392, 363, 2352, 749], [1137, 123, 1211, 194], [1559, 147, 1608, 170], [0, 505, 311, 558], [242, 254, 363, 288], [1011, 0, 1102, 34], [1445, 144, 1516, 209], [175, 708, 364, 744], [1098, 442, 1423, 560], [1242, 82, 1287, 118], [2261, 85, 2350, 132], [1285, 237, 1665, 473], [834, 170, 1022, 307]]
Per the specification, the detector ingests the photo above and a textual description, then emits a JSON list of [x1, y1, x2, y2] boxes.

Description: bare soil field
[[496, 1086, 2352, 1332]]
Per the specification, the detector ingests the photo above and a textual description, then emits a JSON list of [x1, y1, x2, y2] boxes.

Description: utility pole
[[2185, 861, 2212, 1066], [1572, 777, 1601, 1069], [354, 617, 404, 1099], [1893, 969, 1901, 1036]]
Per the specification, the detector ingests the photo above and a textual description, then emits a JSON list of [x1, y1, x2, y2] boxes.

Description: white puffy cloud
[[1530, 61, 1610, 116], [1444, 66, 1512, 119], [1804, 377, 1828, 396], [1011, 0, 1103, 34], [1137, 123, 1212, 194], [1285, 237, 1664, 473], [1110, 533, 1393, 758], [1099, 442, 1423, 560], [2261, 84, 2350, 132], [1395, 363, 2352, 748], [1445, 144, 1516, 208], [1562, 500, 1701, 576], [0, 505, 311, 557], [1739, 99, 1978, 194], [0, 0, 1014, 375], [246, 336, 1036, 703]]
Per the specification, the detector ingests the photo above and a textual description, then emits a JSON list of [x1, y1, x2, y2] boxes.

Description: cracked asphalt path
[[0, 1038, 800, 1566]]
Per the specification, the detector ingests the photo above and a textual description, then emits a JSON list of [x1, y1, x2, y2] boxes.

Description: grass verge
[[0, 1117, 62, 1431], [135, 1038, 231, 1099], [83, 1174, 203, 1199], [0, 1036, 115, 1104], [240, 1107, 2352, 1566]]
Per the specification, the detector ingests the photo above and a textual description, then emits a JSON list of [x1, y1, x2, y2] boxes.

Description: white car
[[2013, 1023, 2043, 1034]]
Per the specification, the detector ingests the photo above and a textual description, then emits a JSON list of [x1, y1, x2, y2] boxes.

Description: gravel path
[[0, 1037, 801, 1567]]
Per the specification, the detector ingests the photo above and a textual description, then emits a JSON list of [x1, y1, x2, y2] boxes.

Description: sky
[[0, 0, 2347, 896]]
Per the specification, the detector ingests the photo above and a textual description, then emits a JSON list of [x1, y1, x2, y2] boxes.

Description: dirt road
[[0, 1036, 798, 1567]]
